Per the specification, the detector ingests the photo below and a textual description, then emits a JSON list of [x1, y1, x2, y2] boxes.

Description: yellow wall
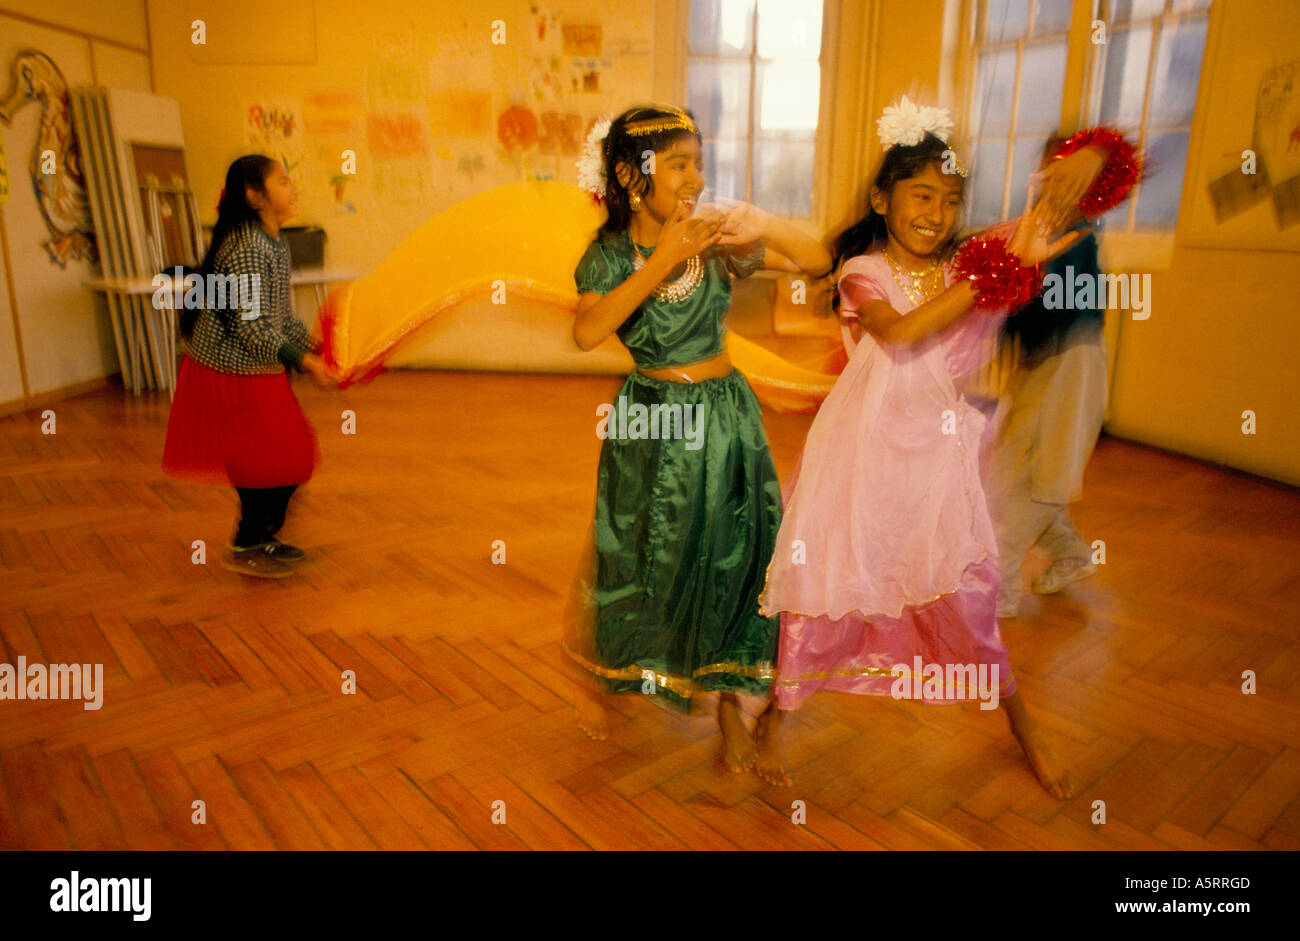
[[147, 0, 660, 282], [1104, 0, 1300, 486]]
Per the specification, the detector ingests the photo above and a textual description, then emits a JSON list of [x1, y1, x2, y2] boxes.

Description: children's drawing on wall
[[498, 104, 539, 153], [1258, 60, 1300, 229], [426, 90, 491, 184], [497, 103, 599, 182], [538, 111, 583, 156], [457, 154, 486, 181], [428, 90, 493, 139], [1194, 53, 1300, 249], [561, 24, 605, 94], [365, 62, 431, 205], [0, 50, 95, 267], [562, 24, 602, 57], [1207, 60, 1300, 228], [245, 99, 307, 193], [304, 92, 365, 214], [367, 111, 431, 204], [527, 6, 607, 105]]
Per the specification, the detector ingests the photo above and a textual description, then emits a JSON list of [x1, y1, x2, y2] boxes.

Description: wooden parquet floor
[[1, 368, 1298, 850]]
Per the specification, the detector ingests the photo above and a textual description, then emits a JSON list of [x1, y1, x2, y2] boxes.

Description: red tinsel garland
[[952, 236, 1041, 312], [1052, 126, 1143, 217]]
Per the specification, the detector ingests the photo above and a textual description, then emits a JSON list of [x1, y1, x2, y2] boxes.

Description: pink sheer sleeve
[[837, 256, 892, 355], [837, 266, 889, 321]]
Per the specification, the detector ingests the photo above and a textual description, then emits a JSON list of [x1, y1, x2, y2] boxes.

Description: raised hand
[[1004, 201, 1091, 267], [656, 198, 723, 266], [1030, 145, 1104, 232], [699, 197, 769, 245]]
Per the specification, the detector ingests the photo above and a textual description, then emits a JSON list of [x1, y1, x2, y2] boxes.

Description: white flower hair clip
[[576, 116, 613, 201], [876, 95, 955, 149]]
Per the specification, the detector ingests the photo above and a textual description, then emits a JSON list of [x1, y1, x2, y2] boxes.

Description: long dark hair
[[181, 154, 276, 335], [831, 133, 963, 272], [596, 105, 702, 240]]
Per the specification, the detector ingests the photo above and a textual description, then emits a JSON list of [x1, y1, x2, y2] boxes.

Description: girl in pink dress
[[754, 110, 1132, 796]]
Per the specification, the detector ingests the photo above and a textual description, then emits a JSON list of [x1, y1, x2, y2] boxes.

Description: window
[[1088, 0, 1210, 230], [965, 0, 1210, 232], [967, 0, 1075, 227], [685, 0, 823, 218]]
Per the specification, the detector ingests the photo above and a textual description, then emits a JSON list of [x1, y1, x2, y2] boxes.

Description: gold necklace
[[631, 241, 703, 303], [883, 250, 943, 305]]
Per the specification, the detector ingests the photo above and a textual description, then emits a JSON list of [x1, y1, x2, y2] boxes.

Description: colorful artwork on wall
[[0, 50, 95, 266], [498, 106, 540, 151], [427, 90, 493, 138], [366, 112, 430, 160], [1183, 3, 1300, 250], [562, 24, 602, 57]]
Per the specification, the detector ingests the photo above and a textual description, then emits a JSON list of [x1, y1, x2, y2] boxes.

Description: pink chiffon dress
[[758, 251, 1018, 710]]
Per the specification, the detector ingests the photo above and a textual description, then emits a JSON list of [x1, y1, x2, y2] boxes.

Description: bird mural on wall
[[0, 50, 96, 267]]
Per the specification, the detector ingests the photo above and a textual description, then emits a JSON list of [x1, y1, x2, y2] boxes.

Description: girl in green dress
[[564, 105, 831, 778]]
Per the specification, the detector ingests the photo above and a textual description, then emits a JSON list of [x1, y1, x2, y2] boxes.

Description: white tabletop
[[86, 268, 359, 295]]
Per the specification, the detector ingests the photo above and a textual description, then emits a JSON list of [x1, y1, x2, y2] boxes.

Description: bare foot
[[1014, 723, 1074, 799], [574, 691, 610, 741], [1002, 692, 1074, 799], [753, 702, 792, 787], [718, 693, 756, 773]]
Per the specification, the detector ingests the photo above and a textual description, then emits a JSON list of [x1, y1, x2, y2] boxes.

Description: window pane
[[688, 61, 752, 143], [690, 0, 755, 55], [701, 138, 746, 202], [753, 135, 814, 216], [1133, 131, 1189, 228], [1017, 40, 1067, 135], [1147, 17, 1207, 127], [1108, 0, 1166, 22], [970, 138, 1009, 225], [757, 61, 819, 132], [1010, 136, 1052, 211], [1096, 24, 1152, 129], [756, 0, 822, 58], [973, 47, 1018, 137], [1030, 0, 1073, 35], [984, 0, 1030, 42]]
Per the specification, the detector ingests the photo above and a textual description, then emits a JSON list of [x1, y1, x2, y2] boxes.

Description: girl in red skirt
[[163, 155, 339, 578]]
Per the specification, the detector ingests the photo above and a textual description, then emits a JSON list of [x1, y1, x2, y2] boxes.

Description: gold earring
[[629, 192, 642, 211]]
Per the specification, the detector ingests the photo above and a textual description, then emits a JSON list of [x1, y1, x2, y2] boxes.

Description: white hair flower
[[576, 117, 612, 198], [876, 96, 955, 149]]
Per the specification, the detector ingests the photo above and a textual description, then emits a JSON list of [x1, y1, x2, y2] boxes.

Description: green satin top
[[574, 230, 766, 369]]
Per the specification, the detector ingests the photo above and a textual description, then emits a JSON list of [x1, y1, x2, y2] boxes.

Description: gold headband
[[625, 106, 698, 137]]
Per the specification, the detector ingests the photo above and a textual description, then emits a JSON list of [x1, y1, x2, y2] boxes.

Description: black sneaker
[[221, 547, 293, 579], [260, 538, 306, 561]]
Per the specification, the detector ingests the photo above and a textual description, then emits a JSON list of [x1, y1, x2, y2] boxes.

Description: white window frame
[[1085, 0, 1211, 232], [966, 0, 1078, 223], [960, 0, 1211, 267], [674, 0, 837, 231]]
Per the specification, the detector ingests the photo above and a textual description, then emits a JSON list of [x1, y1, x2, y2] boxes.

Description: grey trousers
[[986, 330, 1107, 602]]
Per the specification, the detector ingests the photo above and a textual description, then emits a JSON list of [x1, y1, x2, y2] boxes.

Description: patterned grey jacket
[[185, 220, 319, 375]]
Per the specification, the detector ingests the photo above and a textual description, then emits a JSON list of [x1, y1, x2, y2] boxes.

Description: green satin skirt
[[573, 368, 781, 712]]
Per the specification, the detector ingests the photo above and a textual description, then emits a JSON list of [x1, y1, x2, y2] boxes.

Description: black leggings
[[233, 486, 298, 548]]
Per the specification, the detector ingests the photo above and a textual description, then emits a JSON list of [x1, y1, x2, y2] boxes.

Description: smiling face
[[247, 162, 298, 227], [872, 161, 963, 267], [617, 133, 705, 238]]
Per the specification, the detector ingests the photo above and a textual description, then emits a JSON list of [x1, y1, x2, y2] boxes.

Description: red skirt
[[162, 355, 318, 488]]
